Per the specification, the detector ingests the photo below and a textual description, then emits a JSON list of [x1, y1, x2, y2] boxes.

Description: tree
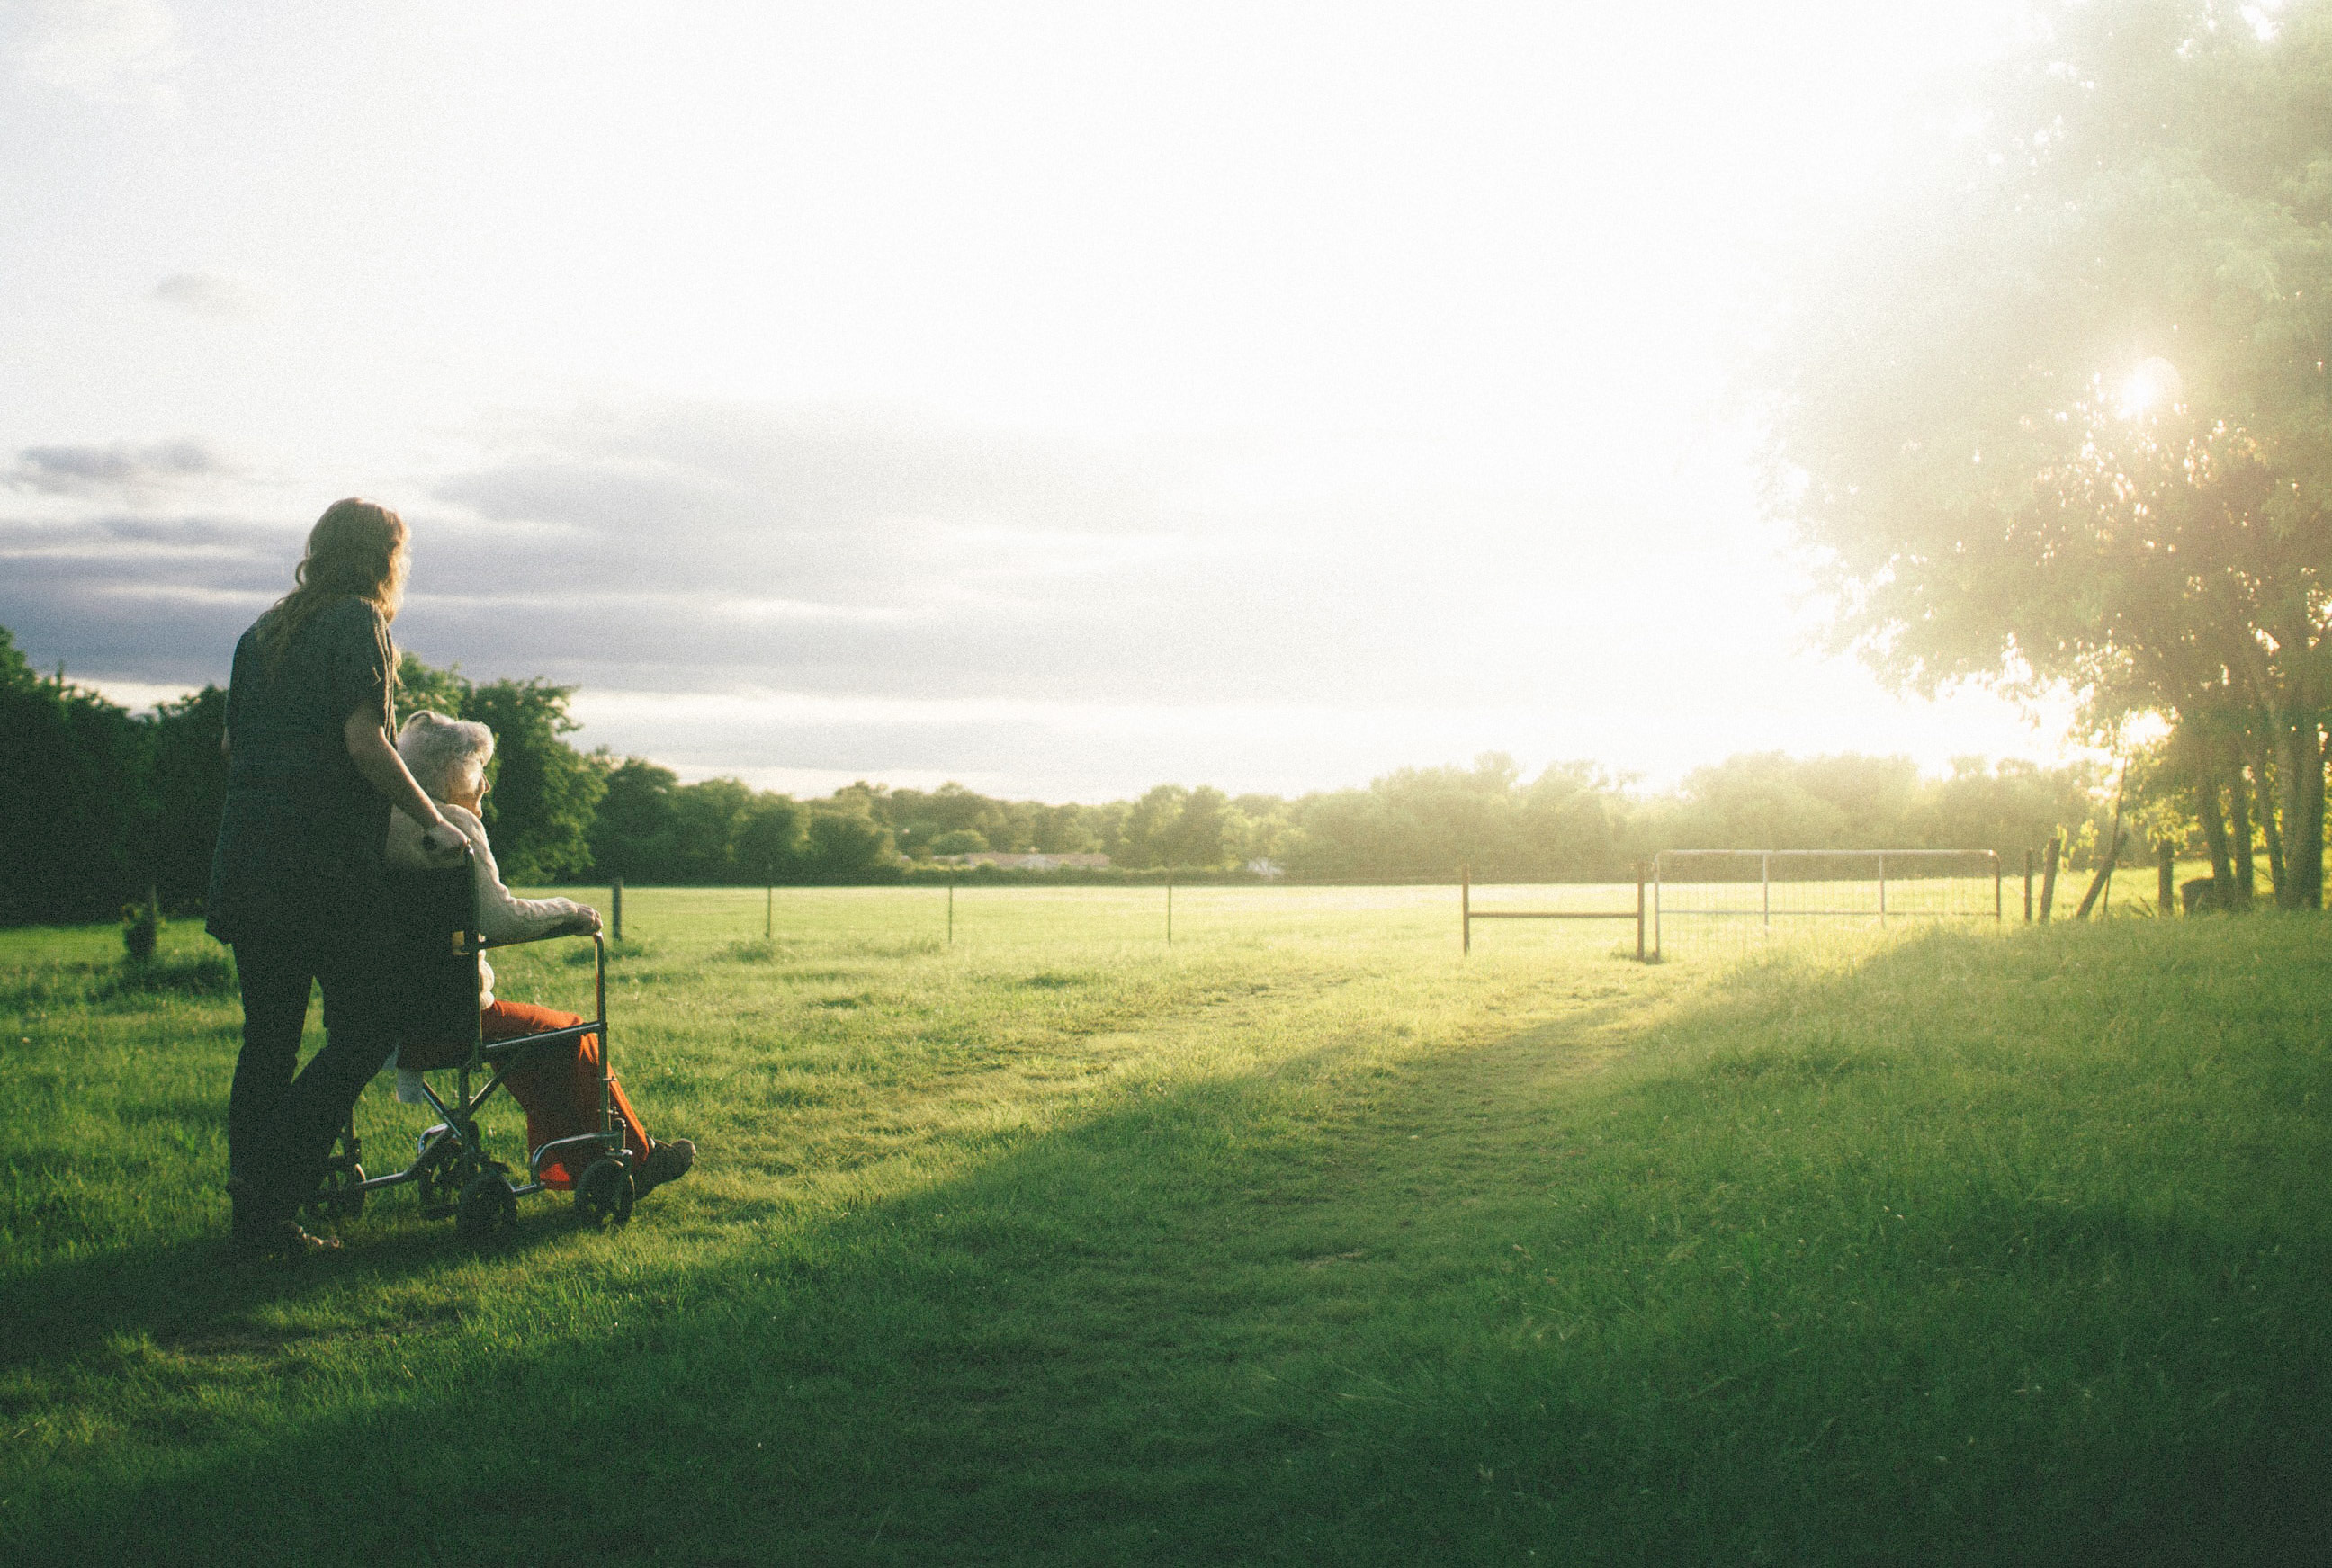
[[735, 793, 804, 882], [395, 655, 472, 723], [589, 757, 681, 882], [1114, 785, 1189, 868], [394, 655, 605, 884], [802, 810, 895, 879], [1763, 0, 2332, 905], [461, 678, 605, 884], [1518, 761, 1635, 878], [0, 629, 143, 923], [668, 778, 757, 883], [1160, 784, 1233, 868], [1927, 756, 2107, 862], [1652, 753, 1852, 851], [140, 685, 229, 912]]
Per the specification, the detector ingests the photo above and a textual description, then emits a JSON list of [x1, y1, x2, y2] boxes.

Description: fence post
[[765, 883, 773, 941], [2040, 838, 2059, 922], [1635, 861, 1646, 962], [2157, 839, 2175, 916], [611, 876, 623, 942], [1878, 853, 1888, 926], [1461, 863, 1471, 955], [1762, 852, 1771, 929], [2024, 849, 2034, 923]]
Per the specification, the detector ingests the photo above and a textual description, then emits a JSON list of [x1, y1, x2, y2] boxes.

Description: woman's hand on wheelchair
[[561, 907, 604, 936], [419, 822, 468, 859]]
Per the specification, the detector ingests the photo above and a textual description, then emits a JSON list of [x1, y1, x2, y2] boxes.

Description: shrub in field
[[119, 895, 159, 963]]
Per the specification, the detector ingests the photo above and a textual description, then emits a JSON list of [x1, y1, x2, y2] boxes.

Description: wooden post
[[1635, 861, 1646, 962], [765, 883, 773, 940], [2023, 849, 2034, 923], [2076, 759, 2133, 920], [1461, 863, 1471, 955], [2157, 839, 2175, 916], [611, 876, 623, 942], [2039, 838, 2059, 922], [2075, 829, 2124, 920]]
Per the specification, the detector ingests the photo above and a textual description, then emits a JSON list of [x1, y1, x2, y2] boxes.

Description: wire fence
[[1653, 850, 2003, 956]]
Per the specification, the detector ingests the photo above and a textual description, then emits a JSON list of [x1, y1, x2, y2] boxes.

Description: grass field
[[4, 883, 2328, 1564]]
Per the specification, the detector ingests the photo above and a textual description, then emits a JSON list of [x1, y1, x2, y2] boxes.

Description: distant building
[[1245, 857, 1286, 879], [930, 851, 1113, 870]]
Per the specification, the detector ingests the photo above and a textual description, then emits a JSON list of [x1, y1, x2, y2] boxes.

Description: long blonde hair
[[256, 498, 409, 672]]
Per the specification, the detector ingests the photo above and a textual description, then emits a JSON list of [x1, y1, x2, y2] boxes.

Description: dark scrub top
[[205, 597, 396, 944]]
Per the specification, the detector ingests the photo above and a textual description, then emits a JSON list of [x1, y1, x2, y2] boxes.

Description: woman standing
[[206, 498, 465, 1257]]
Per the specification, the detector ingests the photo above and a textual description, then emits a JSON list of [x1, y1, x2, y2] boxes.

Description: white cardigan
[[386, 801, 586, 1010]]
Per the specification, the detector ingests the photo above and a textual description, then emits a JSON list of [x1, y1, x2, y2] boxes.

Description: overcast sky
[[0, 0, 2063, 802]]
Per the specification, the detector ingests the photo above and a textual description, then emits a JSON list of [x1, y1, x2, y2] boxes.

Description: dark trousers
[[228, 929, 396, 1225]]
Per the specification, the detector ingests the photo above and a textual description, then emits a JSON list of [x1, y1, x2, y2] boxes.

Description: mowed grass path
[[3, 887, 2328, 1564]]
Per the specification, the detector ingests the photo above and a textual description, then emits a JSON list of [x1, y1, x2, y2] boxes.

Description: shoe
[[634, 1138, 695, 1196], [229, 1218, 343, 1262]]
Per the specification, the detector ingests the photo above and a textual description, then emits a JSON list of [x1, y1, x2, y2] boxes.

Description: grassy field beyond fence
[[2, 887, 2326, 1564]]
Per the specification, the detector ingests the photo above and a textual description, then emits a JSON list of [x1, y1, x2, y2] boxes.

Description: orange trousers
[[481, 999, 653, 1188]]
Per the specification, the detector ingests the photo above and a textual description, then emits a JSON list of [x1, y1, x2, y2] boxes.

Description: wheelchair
[[304, 848, 635, 1239]]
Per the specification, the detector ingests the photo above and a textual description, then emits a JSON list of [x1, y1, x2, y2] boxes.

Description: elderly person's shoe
[[635, 1138, 695, 1196]]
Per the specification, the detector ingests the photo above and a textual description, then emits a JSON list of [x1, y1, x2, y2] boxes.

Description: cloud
[[0, 398, 1742, 794], [151, 272, 268, 319], [5, 0, 177, 104], [407, 402, 1272, 694], [399, 399, 1648, 713], [6, 440, 228, 497], [0, 512, 292, 685]]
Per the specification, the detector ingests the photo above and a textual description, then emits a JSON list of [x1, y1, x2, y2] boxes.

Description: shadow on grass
[[1, 1201, 579, 1372], [9, 926, 2331, 1566]]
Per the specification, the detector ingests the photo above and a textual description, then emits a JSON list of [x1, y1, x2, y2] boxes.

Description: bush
[[120, 897, 159, 963]]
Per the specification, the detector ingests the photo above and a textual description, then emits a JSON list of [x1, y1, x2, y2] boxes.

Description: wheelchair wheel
[[303, 1162, 366, 1223], [455, 1171, 518, 1241], [575, 1159, 634, 1228], [415, 1138, 466, 1218]]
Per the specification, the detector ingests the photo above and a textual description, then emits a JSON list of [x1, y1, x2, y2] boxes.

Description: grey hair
[[396, 711, 495, 801]]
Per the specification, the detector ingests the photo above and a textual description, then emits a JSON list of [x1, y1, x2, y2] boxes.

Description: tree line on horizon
[[3, 624, 2126, 927]]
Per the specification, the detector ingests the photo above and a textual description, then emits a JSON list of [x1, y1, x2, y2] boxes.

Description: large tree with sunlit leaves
[[1762, 0, 2332, 907]]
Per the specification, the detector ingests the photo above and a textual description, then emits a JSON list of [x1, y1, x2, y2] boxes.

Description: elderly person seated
[[386, 711, 694, 1196]]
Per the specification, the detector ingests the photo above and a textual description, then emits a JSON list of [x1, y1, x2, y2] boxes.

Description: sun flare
[[2119, 355, 2184, 417]]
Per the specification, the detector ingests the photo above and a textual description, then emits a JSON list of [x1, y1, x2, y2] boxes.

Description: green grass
[[3, 885, 2327, 1564]]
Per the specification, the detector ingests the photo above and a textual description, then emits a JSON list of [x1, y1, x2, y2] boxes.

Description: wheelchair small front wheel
[[455, 1171, 518, 1241], [575, 1159, 634, 1228], [303, 1162, 366, 1223]]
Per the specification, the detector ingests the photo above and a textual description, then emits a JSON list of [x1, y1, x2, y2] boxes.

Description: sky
[[0, 0, 2065, 802]]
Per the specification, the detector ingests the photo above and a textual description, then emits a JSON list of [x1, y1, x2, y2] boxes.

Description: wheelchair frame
[[308, 851, 634, 1237]]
